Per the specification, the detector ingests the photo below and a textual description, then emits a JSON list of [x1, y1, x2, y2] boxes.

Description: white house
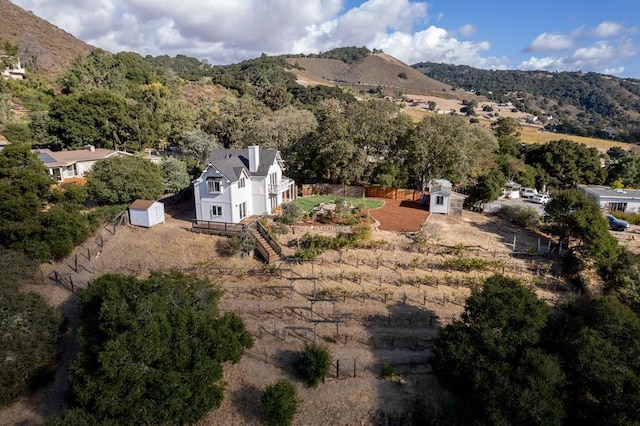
[[193, 145, 295, 223], [128, 199, 165, 228], [578, 184, 640, 213], [428, 179, 466, 215], [35, 146, 131, 182], [1, 57, 26, 80]]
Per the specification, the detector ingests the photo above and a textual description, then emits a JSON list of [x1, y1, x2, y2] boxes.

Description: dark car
[[605, 214, 630, 231]]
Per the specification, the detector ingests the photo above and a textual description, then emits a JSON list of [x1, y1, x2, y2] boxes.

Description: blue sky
[[11, 0, 640, 78]]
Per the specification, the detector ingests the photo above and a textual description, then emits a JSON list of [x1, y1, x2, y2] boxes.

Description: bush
[[501, 205, 540, 228], [261, 379, 299, 426], [276, 202, 303, 225], [379, 362, 395, 379], [295, 342, 332, 387], [216, 231, 255, 257]]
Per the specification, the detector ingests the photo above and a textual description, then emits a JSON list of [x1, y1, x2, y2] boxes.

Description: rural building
[[35, 146, 131, 182], [193, 145, 296, 224], [428, 179, 465, 215], [578, 184, 640, 213], [128, 199, 165, 228], [1, 57, 26, 80]]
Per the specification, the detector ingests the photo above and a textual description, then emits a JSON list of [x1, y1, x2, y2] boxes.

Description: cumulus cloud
[[525, 32, 574, 53], [13, 0, 506, 69], [9, 0, 640, 77], [588, 21, 624, 38], [519, 38, 638, 75]]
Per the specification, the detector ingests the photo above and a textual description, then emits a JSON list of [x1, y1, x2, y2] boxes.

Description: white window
[[206, 177, 222, 193], [436, 195, 444, 205], [239, 202, 247, 219], [210, 205, 222, 218], [238, 177, 246, 188]]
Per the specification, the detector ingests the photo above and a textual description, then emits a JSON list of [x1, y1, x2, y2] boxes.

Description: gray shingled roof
[[207, 148, 280, 181]]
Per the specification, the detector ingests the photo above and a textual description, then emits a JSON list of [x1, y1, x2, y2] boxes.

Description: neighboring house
[[428, 179, 466, 215], [193, 145, 296, 223], [128, 199, 165, 228], [578, 184, 640, 213], [1, 57, 26, 80], [35, 146, 131, 182]]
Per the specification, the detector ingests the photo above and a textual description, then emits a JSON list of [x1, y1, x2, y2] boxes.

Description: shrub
[[276, 202, 303, 225], [351, 224, 371, 241], [216, 232, 255, 257], [261, 379, 299, 426], [501, 205, 540, 229], [379, 362, 395, 379], [295, 342, 332, 387], [444, 258, 505, 272]]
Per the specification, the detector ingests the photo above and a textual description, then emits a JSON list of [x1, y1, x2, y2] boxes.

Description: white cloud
[[588, 21, 624, 38], [458, 24, 477, 37], [603, 66, 625, 75], [525, 32, 574, 52], [11, 0, 640, 76], [519, 38, 638, 76], [374, 26, 509, 69]]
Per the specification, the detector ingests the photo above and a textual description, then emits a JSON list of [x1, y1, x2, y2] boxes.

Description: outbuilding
[[128, 199, 165, 228], [428, 179, 466, 216], [578, 185, 640, 213]]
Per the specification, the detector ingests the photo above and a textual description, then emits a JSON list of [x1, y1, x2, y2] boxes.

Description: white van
[[520, 187, 538, 198]]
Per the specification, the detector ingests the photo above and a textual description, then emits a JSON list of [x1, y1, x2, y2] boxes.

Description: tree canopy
[[0, 143, 90, 260], [86, 155, 163, 204], [62, 271, 253, 425], [544, 189, 621, 268], [0, 249, 61, 407], [431, 275, 565, 425]]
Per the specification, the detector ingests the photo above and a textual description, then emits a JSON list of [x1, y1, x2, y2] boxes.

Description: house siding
[[193, 146, 295, 223]]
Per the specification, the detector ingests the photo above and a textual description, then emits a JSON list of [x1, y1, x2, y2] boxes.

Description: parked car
[[605, 213, 630, 231], [520, 187, 538, 198], [531, 194, 551, 204]]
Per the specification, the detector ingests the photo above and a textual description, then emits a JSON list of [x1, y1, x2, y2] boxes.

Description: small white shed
[[129, 199, 165, 228]]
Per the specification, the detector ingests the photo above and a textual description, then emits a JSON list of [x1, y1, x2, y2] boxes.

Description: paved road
[[485, 197, 547, 216]]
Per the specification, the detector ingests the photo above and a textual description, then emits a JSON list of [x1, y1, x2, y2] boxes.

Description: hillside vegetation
[[414, 61, 640, 143], [0, 0, 94, 78]]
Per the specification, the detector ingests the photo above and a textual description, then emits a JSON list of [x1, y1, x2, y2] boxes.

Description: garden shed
[[128, 199, 165, 228]]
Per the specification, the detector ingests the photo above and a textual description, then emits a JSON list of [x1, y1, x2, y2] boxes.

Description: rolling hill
[[286, 53, 458, 98], [0, 0, 95, 78]]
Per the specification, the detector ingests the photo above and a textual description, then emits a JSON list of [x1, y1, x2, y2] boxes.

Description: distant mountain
[[413, 61, 640, 143], [0, 0, 95, 78]]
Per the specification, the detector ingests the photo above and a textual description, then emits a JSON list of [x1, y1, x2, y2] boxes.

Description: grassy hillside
[[287, 53, 459, 98], [0, 0, 95, 78]]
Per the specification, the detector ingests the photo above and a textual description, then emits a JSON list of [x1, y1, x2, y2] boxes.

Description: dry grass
[[517, 125, 640, 152], [0, 0, 95, 78]]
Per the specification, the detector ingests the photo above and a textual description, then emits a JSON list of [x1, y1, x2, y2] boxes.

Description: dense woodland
[[3, 42, 640, 424]]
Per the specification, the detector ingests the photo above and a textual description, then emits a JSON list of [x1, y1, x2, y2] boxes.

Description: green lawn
[[289, 195, 384, 213]]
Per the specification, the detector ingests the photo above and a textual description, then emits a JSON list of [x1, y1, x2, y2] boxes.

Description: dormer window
[[238, 177, 246, 188], [206, 177, 222, 193]]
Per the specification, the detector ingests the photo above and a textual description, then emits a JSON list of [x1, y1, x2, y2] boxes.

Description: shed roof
[[129, 199, 158, 210]]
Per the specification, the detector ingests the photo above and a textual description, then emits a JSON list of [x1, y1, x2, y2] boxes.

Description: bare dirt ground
[[367, 198, 430, 232], [2, 199, 569, 426]]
